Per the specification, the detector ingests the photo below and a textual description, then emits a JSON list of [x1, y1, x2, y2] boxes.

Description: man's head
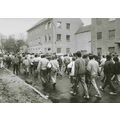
[[106, 55, 111, 61], [113, 56, 119, 62], [89, 55, 94, 60], [76, 51, 81, 58]]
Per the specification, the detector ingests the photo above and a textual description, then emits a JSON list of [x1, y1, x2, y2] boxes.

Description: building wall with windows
[[75, 25, 91, 54], [91, 18, 120, 55], [27, 18, 83, 54]]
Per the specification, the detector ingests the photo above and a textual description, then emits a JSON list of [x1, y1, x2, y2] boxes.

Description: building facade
[[27, 18, 83, 54], [75, 25, 91, 54], [91, 18, 120, 56]]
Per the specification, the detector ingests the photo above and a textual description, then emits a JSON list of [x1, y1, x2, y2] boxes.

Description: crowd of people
[[0, 51, 120, 100]]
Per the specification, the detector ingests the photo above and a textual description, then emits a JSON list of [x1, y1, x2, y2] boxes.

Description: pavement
[[1, 66, 120, 103], [17, 68, 120, 103]]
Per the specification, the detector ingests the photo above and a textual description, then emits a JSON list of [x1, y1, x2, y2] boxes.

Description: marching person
[[74, 51, 89, 99], [67, 57, 76, 94], [37, 54, 49, 87], [12, 55, 19, 75], [100, 55, 117, 95], [49, 55, 59, 90], [87, 55, 102, 98]]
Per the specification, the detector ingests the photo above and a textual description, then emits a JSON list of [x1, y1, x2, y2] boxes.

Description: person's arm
[[87, 62, 91, 73]]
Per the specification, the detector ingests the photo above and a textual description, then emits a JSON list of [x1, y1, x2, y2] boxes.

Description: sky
[[0, 18, 91, 39]]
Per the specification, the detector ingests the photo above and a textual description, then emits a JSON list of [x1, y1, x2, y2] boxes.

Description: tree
[[3, 37, 26, 53]]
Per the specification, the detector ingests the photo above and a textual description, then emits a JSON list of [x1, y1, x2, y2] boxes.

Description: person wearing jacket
[[74, 51, 89, 99], [100, 55, 117, 95]]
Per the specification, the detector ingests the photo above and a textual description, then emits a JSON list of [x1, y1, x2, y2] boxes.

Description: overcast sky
[[0, 18, 91, 39]]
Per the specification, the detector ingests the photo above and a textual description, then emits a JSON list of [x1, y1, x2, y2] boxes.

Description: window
[[57, 48, 61, 53], [49, 35, 51, 41], [108, 47, 115, 54], [66, 35, 70, 41], [108, 18, 116, 21], [45, 23, 48, 30], [66, 23, 70, 29], [97, 48, 102, 56], [96, 18, 102, 25], [57, 22, 62, 28], [66, 48, 70, 54], [109, 30, 115, 40], [48, 22, 52, 28], [45, 35, 47, 42], [57, 34, 61, 41], [97, 32, 102, 40]]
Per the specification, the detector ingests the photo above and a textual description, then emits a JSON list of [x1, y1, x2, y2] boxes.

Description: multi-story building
[[27, 18, 83, 54], [91, 18, 120, 56], [75, 25, 91, 54]]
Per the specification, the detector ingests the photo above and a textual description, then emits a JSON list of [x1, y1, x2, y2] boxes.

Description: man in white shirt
[[87, 55, 101, 98]]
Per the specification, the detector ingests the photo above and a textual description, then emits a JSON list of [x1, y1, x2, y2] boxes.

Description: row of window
[[97, 29, 115, 40], [57, 34, 70, 41], [56, 22, 70, 29], [57, 48, 70, 54], [96, 18, 116, 25], [97, 47, 115, 55], [45, 21, 70, 30]]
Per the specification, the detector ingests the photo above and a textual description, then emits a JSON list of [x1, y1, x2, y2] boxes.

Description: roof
[[27, 18, 53, 32], [75, 25, 91, 34]]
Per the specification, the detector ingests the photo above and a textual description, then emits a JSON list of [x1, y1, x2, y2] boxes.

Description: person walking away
[[57, 56, 63, 72], [74, 51, 89, 99], [33, 54, 39, 78], [67, 57, 76, 94], [22, 57, 30, 76], [100, 55, 106, 83], [83, 54, 90, 87], [49, 55, 59, 90], [100, 55, 117, 95], [87, 55, 102, 98], [0, 54, 3, 68], [12, 55, 19, 75], [113, 56, 120, 86], [29, 56, 34, 75], [64, 55, 70, 75], [37, 55, 49, 87], [6, 54, 11, 69]]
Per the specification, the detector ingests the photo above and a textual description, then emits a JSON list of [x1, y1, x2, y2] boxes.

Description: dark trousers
[[102, 74, 116, 92], [13, 63, 19, 75]]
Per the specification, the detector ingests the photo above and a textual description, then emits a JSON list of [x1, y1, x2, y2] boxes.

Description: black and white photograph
[[0, 18, 120, 103]]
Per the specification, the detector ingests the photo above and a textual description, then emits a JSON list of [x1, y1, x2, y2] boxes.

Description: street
[[2, 66, 120, 103]]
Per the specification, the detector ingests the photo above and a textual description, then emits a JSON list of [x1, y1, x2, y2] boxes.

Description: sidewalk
[[0, 68, 52, 103]]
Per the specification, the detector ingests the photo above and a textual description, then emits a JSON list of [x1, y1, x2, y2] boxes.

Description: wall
[[75, 31, 91, 53]]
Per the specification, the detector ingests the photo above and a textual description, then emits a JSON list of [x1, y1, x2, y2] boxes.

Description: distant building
[[75, 25, 91, 55], [27, 18, 83, 54], [91, 18, 120, 56]]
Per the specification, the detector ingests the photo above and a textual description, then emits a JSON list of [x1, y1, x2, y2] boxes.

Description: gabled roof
[[75, 24, 91, 34], [27, 18, 53, 32]]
